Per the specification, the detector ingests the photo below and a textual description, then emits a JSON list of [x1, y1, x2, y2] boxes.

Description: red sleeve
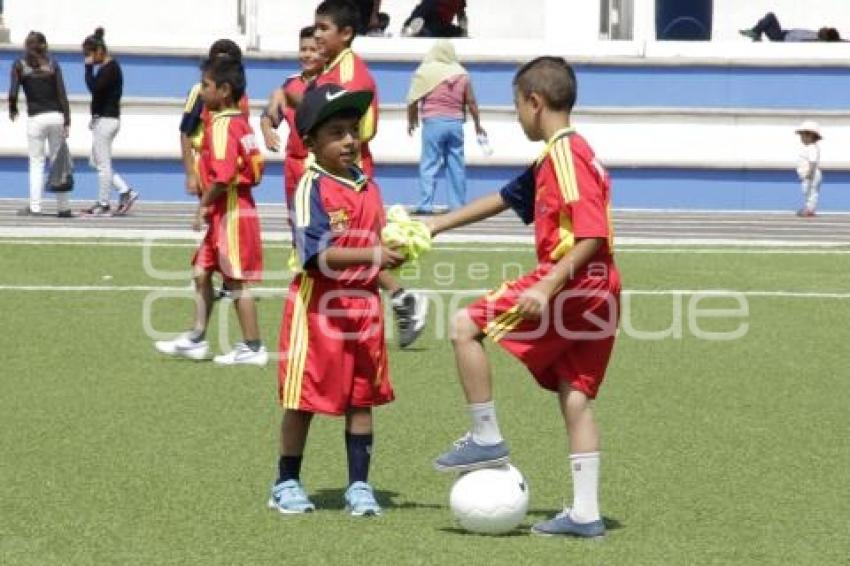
[[207, 117, 239, 185], [568, 156, 610, 239]]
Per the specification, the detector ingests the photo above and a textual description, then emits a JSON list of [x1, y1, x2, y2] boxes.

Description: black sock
[[345, 432, 373, 485], [390, 288, 405, 299], [246, 339, 262, 352], [188, 329, 205, 342], [277, 455, 303, 483]]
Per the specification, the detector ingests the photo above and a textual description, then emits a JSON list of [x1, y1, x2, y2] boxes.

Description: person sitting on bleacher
[[402, 0, 468, 38], [740, 12, 841, 42]]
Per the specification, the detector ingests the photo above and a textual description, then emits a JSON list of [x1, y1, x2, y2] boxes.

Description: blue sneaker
[[531, 509, 605, 538], [433, 433, 509, 472], [267, 479, 315, 514], [344, 481, 381, 517]]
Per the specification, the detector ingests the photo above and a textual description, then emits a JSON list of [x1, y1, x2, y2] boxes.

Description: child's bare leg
[[377, 270, 401, 293], [278, 409, 313, 482], [225, 278, 260, 343], [192, 269, 214, 336], [451, 310, 503, 445], [558, 383, 601, 523], [345, 408, 373, 485]]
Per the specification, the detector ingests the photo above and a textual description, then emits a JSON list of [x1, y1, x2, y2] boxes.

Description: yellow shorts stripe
[[226, 188, 242, 278], [484, 308, 522, 342], [490, 312, 523, 343], [283, 276, 313, 409]]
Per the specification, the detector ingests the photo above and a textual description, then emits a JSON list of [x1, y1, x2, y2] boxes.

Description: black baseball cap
[[296, 84, 373, 137]]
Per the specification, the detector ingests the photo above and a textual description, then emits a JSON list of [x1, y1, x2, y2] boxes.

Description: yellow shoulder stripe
[[212, 115, 231, 160], [183, 83, 202, 113], [294, 171, 318, 228], [550, 138, 579, 203]]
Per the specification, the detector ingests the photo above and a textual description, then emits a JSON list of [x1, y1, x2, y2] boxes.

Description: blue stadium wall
[[2, 49, 849, 210]]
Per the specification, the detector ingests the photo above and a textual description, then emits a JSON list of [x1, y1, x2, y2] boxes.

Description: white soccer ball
[[449, 464, 530, 535]]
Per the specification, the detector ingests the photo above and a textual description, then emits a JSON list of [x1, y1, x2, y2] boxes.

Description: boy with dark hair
[[156, 57, 267, 366], [313, 0, 429, 348], [180, 39, 250, 196], [268, 84, 405, 516], [428, 56, 620, 538], [260, 25, 324, 202]]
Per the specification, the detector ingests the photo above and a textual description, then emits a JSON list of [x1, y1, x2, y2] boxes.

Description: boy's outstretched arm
[[426, 193, 509, 237], [515, 238, 604, 319], [318, 246, 405, 271]]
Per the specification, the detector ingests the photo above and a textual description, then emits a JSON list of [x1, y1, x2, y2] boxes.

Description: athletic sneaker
[[114, 189, 139, 216], [739, 28, 760, 41], [531, 509, 606, 538], [213, 343, 268, 366], [392, 290, 428, 348], [344, 481, 381, 517], [267, 480, 315, 514], [154, 333, 210, 361], [433, 432, 509, 472], [402, 16, 424, 37], [82, 202, 111, 217]]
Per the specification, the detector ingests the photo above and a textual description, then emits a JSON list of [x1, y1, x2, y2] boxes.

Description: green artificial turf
[[1, 241, 849, 564]]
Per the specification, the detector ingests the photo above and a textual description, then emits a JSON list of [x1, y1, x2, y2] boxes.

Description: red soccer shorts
[[466, 263, 621, 399], [192, 189, 263, 282], [278, 274, 394, 415]]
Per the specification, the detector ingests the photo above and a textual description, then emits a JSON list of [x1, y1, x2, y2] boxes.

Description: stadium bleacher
[[2, 0, 850, 210]]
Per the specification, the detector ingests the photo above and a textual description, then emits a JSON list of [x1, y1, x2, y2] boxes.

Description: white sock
[[569, 452, 601, 523], [468, 401, 503, 445]]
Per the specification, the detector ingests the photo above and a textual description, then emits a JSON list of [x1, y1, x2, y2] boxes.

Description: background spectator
[[402, 0, 468, 38], [740, 12, 841, 42], [352, 0, 390, 36], [81, 27, 138, 216], [407, 39, 484, 213], [7, 31, 73, 217]]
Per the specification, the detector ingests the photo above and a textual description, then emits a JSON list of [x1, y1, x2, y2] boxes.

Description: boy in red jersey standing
[[156, 58, 267, 366], [268, 84, 405, 516], [260, 26, 324, 204], [310, 0, 428, 348], [429, 57, 620, 538]]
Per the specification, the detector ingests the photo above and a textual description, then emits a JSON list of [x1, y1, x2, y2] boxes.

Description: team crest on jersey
[[240, 134, 259, 153], [328, 208, 351, 233]]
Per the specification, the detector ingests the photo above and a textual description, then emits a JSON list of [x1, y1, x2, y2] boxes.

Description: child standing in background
[[795, 121, 822, 217]]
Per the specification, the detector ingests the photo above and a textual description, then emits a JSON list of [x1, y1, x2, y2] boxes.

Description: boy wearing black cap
[[268, 84, 406, 517]]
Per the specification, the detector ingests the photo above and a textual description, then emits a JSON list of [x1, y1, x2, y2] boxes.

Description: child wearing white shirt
[[795, 121, 822, 217]]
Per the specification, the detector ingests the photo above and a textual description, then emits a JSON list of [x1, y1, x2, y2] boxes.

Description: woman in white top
[[407, 40, 484, 213]]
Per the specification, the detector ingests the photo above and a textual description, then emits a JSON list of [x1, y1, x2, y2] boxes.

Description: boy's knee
[[450, 310, 482, 344]]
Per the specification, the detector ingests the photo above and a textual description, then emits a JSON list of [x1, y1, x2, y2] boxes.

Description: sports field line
[[2, 284, 849, 299], [3, 239, 850, 254], [1, 226, 849, 247]]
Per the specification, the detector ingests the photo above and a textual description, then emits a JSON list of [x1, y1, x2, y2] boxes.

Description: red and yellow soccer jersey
[[193, 109, 264, 281], [291, 162, 385, 289], [198, 108, 264, 196], [500, 127, 615, 274], [180, 82, 251, 151], [282, 73, 310, 160], [315, 48, 378, 176]]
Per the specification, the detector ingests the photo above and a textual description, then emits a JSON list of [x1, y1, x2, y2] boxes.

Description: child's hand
[[185, 174, 200, 195], [515, 280, 556, 319], [378, 246, 406, 270], [261, 123, 281, 152], [191, 207, 206, 232]]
